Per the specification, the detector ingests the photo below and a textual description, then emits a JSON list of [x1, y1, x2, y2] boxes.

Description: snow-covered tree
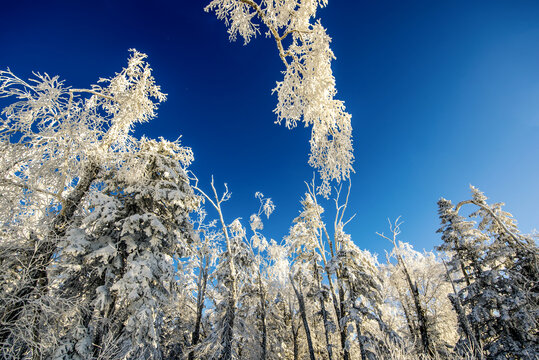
[[180, 206, 221, 360], [379, 219, 460, 358], [438, 186, 538, 359], [437, 196, 487, 358], [334, 236, 397, 360], [285, 181, 397, 360], [286, 190, 334, 360], [188, 179, 242, 360], [205, 0, 353, 196], [51, 137, 198, 360], [0, 50, 168, 358], [236, 193, 277, 360], [1, 2, 537, 359], [189, 184, 279, 360]]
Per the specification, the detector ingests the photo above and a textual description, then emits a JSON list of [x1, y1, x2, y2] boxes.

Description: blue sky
[[1, 0, 538, 256]]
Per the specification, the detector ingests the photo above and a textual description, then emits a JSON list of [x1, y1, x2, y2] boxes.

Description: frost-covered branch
[[206, 0, 353, 196], [453, 187, 532, 249]]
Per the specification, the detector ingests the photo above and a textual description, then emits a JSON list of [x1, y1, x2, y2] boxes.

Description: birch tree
[[287, 181, 381, 360], [189, 179, 238, 360], [183, 207, 221, 360], [286, 191, 334, 360], [240, 193, 276, 360]]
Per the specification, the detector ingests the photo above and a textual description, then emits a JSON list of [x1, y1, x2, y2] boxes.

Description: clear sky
[[1, 0, 538, 257]]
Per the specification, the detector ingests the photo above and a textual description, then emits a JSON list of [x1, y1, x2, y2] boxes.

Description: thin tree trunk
[[290, 274, 316, 360], [346, 277, 368, 360], [201, 180, 237, 360], [192, 181, 238, 360], [443, 261, 483, 360], [319, 295, 333, 360], [286, 298, 300, 360], [258, 271, 268, 360], [320, 244, 347, 360], [457, 247, 484, 353], [400, 261, 433, 357], [292, 324, 299, 360], [452, 223, 484, 353], [219, 258, 237, 360], [323, 226, 350, 360], [313, 262, 333, 360], [325, 267, 342, 323], [356, 321, 367, 360], [189, 255, 209, 360], [400, 297, 418, 343], [338, 285, 350, 360]]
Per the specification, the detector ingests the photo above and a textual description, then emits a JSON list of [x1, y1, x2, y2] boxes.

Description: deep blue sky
[[1, 0, 538, 256]]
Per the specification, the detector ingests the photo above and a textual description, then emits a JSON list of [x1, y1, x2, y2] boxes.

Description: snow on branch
[[0, 50, 168, 226], [205, 0, 353, 196]]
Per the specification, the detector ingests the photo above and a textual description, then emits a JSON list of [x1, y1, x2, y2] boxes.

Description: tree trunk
[[292, 324, 299, 360], [323, 225, 350, 360], [356, 321, 367, 360], [338, 285, 350, 360], [400, 262, 433, 357], [219, 254, 237, 360], [443, 261, 483, 360], [290, 274, 316, 360], [314, 262, 333, 360], [189, 256, 209, 360], [454, 229, 483, 354], [209, 186, 237, 360], [258, 272, 268, 360], [219, 283, 236, 360], [400, 297, 418, 343]]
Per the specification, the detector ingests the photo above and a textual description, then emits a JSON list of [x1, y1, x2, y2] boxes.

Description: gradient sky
[[1, 0, 538, 257]]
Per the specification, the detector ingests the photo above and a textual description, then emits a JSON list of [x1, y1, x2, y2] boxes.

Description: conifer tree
[[52, 137, 198, 359], [438, 186, 538, 359]]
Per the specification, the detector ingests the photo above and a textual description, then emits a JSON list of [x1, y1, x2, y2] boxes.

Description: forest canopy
[[0, 1, 537, 359]]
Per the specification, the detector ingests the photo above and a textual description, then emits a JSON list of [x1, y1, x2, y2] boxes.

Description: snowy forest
[[0, 0, 537, 359]]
